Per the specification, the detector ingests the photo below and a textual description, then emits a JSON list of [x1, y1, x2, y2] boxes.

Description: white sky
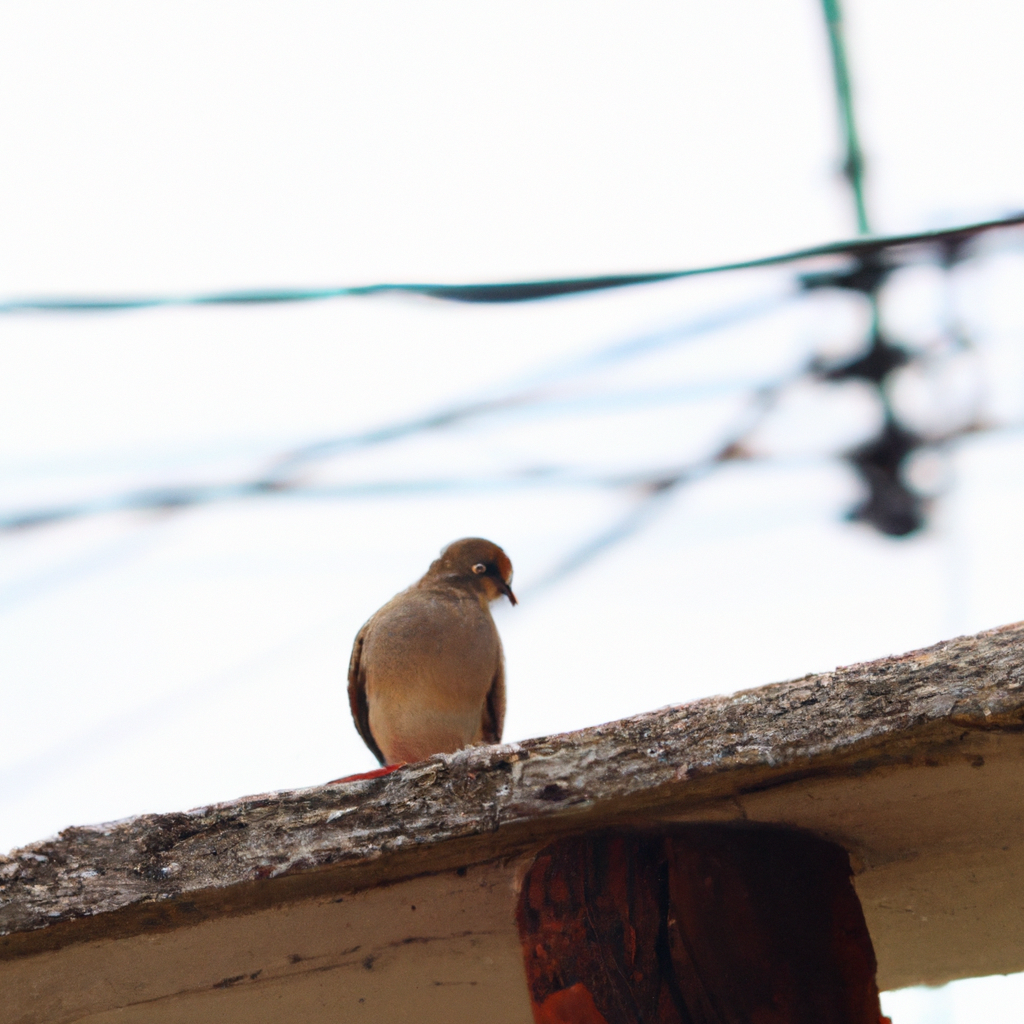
[[2, 2, 1023, 1014]]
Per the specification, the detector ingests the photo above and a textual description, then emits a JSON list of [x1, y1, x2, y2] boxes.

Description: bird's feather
[[481, 659, 506, 744], [347, 621, 387, 765]]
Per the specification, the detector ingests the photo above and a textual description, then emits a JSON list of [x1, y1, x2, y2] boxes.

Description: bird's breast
[[361, 590, 501, 762], [364, 593, 498, 690]]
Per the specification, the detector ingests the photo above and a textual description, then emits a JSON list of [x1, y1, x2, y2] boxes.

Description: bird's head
[[430, 537, 517, 605]]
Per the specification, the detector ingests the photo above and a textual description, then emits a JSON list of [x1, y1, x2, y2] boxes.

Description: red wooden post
[[518, 826, 887, 1024]]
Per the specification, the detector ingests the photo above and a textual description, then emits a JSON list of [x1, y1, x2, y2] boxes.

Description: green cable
[[3, 214, 1023, 314], [820, 0, 871, 234]]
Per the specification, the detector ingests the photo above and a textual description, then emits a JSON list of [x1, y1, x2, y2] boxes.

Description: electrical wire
[[266, 291, 791, 481], [820, 0, 871, 234], [511, 370, 801, 596], [0, 294, 794, 532], [1, 214, 1021, 315]]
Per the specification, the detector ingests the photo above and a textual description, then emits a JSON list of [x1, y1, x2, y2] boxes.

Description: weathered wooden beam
[[1, 622, 1023, 1022]]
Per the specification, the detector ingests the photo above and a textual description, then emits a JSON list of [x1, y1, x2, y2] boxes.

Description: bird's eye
[[471, 563, 487, 575]]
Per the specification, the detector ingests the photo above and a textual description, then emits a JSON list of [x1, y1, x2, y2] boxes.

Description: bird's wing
[[481, 654, 506, 744], [347, 621, 387, 765]]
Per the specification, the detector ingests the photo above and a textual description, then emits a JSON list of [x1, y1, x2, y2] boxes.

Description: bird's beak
[[499, 578, 518, 606]]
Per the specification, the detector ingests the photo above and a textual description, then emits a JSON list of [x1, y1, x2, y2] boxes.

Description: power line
[[516, 414, 1024, 598], [0, 294, 791, 532], [265, 292, 790, 480], [820, 0, 871, 234], [525, 0, 885, 598], [518, 371, 803, 596], [1, 214, 1021, 315], [1, 318, 1018, 538]]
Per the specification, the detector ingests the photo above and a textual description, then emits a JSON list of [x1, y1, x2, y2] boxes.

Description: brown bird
[[347, 538, 517, 766]]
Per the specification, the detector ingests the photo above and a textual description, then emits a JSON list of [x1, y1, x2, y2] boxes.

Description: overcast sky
[[2, 2, 1023, 1014]]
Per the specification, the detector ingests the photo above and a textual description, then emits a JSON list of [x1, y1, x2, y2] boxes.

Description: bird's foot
[[326, 763, 407, 785]]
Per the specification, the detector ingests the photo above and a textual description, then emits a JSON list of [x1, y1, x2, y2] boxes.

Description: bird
[[347, 537, 517, 766]]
